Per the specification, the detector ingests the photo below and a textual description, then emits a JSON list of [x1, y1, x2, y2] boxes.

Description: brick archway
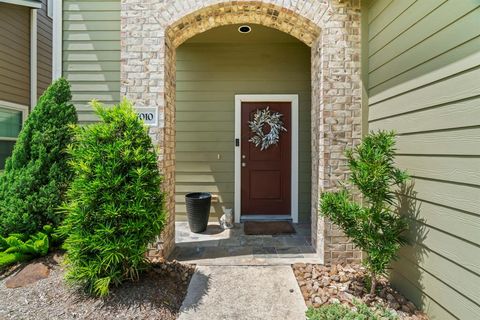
[[166, 2, 322, 48], [121, 0, 362, 264]]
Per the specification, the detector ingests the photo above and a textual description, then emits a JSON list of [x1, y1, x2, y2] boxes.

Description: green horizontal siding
[[366, 1, 480, 319], [175, 24, 311, 222], [62, 0, 120, 122]]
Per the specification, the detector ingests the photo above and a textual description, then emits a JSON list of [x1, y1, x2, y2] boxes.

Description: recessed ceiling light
[[238, 25, 252, 34]]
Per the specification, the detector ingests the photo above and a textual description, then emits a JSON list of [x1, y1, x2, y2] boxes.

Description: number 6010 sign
[[134, 106, 157, 126]]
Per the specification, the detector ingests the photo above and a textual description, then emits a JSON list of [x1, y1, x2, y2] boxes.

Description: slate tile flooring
[[171, 222, 321, 265]]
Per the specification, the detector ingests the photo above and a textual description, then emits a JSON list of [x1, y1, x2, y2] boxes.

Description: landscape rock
[[292, 263, 429, 320], [5, 263, 50, 288]]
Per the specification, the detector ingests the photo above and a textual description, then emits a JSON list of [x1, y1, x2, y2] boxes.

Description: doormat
[[244, 221, 296, 235]]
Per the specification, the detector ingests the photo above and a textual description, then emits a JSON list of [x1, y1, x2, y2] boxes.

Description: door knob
[[241, 162, 246, 167]]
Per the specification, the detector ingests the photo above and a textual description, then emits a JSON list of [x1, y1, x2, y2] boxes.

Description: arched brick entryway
[[120, 0, 363, 264]]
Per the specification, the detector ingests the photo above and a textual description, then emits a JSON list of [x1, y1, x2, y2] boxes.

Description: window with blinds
[[0, 103, 27, 170]]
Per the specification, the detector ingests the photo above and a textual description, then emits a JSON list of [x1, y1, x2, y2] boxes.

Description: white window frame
[[46, 0, 53, 19], [0, 100, 29, 143]]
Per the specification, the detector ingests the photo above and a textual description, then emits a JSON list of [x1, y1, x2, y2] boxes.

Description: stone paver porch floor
[[171, 221, 321, 265]]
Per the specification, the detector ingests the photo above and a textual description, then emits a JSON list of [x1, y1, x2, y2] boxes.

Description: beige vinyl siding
[[62, 0, 120, 122], [366, 1, 480, 319], [37, 0, 53, 98], [175, 25, 311, 222], [0, 3, 30, 106]]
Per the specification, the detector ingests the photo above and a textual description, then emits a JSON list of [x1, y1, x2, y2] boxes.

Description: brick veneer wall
[[120, 0, 362, 264]]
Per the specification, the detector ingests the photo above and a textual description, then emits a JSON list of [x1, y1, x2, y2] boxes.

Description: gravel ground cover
[[0, 254, 195, 320], [293, 263, 429, 320]]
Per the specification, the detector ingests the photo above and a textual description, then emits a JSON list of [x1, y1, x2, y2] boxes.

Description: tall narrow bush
[[0, 78, 77, 236], [59, 99, 165, 296], [320, 131, 408, 295]]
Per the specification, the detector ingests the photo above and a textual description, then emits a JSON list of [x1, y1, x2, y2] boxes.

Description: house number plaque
[[134, 106, 158, 126]]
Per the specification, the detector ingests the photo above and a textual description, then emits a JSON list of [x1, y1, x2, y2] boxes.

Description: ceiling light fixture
[[238, 25, 252, 33]]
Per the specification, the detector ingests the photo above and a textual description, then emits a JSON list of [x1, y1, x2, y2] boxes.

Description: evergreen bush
[[59, 99, 165, 296], [320, 131, 408, 295], [0, 78, 77, 236]]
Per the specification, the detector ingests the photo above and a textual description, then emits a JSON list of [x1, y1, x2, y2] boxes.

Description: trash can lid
[[185, 192, 212, 199]]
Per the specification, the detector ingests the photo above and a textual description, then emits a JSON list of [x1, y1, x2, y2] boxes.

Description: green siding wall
[[366, 1, 480, 319], [175, 25, 312, 222], [63, 0, 120, 122]]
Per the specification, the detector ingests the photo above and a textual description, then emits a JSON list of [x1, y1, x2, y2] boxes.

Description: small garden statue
[[220, 208, 234, 229], [320, 131, 409, 296]]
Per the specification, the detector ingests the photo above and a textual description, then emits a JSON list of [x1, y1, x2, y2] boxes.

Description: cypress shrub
[[0, 78, 77, 236], [320, 131, 408, 296], [59, 99, 165, 296]]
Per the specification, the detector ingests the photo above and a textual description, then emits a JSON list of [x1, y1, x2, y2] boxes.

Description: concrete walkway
[[177, 265, 307, 320]]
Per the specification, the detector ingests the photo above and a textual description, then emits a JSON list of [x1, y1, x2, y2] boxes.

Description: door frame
[[234, 94, 299, 224]]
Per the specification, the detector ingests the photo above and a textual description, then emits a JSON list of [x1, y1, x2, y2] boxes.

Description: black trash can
[[185, 192, 212, 233]]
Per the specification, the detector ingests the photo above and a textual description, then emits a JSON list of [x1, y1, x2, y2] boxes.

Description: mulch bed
[[0, 253, 195, 320], [293, 263, 429, 320]]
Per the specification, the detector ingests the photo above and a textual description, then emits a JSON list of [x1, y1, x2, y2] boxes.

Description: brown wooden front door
[[241, 101, 291, 215]]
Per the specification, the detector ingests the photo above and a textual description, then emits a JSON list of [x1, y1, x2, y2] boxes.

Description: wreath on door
[[248, 107, 287, 150]]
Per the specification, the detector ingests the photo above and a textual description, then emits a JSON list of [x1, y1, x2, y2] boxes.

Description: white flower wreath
[[248, 107, 287, 150]]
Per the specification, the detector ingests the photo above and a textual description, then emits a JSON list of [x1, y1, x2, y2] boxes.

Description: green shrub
[[0, 225, 56, 269], [0, 78, 77, 236], [59, 99, 165, 296], [306, 300, 397, 320], [320, 131, 408, 295]]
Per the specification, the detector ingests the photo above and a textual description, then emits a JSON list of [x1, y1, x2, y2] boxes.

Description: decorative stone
[[5, 263, 50, 288], [386, 293, 396, 302], [329, 265, 338, 276], [406, 302, 417, 313], [330, 298, 340, 304], [396, 293, 407, 305], [389, 302, 401, 310], [292, 263, 429, 319], [52, 253, 63, 264], [313, 296, 323, 305], [402, 304, 412, 313]]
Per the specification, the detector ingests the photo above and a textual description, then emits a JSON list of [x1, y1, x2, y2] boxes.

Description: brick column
[[316, 0, 363, 265]]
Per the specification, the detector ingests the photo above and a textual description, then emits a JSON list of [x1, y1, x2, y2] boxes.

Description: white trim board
[[234, 94, 299, 224], [30, 8, 37, 108], [52, 0, 62, 80], [1, 0, 41, 8]]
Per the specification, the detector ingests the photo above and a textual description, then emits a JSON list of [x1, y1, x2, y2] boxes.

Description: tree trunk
[[370, 272, 377, 296]]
